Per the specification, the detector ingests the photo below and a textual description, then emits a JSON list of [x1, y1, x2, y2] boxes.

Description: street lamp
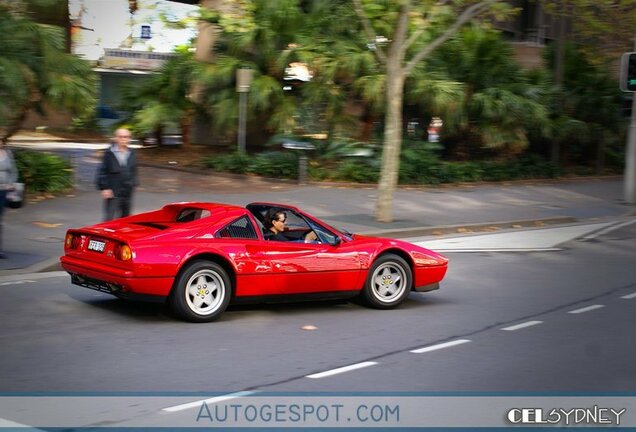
[[236, 67, 253, 154]]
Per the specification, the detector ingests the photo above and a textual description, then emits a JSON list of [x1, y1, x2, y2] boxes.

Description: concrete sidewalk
[[0, 161, 633, 276]]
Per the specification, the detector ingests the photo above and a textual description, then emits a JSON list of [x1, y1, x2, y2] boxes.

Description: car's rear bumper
[[60, 256, 173, 298]]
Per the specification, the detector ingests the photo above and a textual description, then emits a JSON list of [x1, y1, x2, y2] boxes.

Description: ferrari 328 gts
[[60, 202, 448, 322]]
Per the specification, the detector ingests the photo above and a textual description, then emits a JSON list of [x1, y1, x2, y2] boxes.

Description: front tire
[[361, 254, 412, 309], [170, 260, 232, 322]]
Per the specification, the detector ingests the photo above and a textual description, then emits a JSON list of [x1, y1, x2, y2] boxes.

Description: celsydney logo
[[507, 406, 626, 425]]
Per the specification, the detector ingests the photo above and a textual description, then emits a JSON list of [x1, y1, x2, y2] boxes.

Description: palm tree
[[426, 27, 549, 159], [289, 0, 380, 142], [193, 0, 307, 143], [0, 2, 96, 144], [119, 48, 197, 147]]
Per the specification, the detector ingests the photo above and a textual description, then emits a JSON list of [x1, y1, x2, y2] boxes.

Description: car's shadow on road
[[69, 292, 440, 323], [68, 292, 173, 322]]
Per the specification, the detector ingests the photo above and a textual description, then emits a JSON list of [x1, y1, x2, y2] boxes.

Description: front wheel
[[360, 254, 412, 309], [170, 260, 232, 322]]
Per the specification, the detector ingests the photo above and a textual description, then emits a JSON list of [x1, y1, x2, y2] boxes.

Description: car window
[[307, 221, 339, 245], [284, 211, 309, 230], [216, 216, 258, 240], [176, 208, 211, 222]]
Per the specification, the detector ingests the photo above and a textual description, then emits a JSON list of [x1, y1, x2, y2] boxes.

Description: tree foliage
[[118, 47, 197, 146], [424, 27, 550, 157], [187, 0, 624, 208], [0, 0, 96, 143], [541, 43, 625, 169], [193, 0, 309, 139], [542, 0, 636, 64]]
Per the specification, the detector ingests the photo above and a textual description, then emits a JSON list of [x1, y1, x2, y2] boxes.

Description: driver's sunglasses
[[276, 216, 286, 223]]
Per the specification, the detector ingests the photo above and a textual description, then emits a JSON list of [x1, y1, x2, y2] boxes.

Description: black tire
[[360, 254, 412, 309], [170, 260, 232, 323]]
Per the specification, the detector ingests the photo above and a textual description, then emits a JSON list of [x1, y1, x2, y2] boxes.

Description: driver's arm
[[304, 230, 318, 243]]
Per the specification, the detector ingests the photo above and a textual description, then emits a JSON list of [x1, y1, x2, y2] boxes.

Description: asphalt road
[[1, 220, 635, 396]]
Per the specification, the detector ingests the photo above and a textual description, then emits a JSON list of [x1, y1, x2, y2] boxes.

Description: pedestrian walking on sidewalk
[[0, 142, 18, 258], [96, 127, 139, 221]]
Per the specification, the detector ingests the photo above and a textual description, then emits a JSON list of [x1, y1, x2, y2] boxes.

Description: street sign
[[140, 25, 151, 40], [236, 68, 253, 93]]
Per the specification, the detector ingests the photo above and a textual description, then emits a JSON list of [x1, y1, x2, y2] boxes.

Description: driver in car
[[264, 209, 318, 243]]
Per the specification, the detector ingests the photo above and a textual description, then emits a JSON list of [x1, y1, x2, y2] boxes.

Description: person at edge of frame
[[0, 140, 18, 259]]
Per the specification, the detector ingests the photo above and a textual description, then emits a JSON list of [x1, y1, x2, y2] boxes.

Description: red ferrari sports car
[[60, 202, 448, 322]]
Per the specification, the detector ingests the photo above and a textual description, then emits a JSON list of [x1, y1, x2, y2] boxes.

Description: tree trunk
[[552, 3, 567, 166], [593, 127, 605, 174], [551, 141, 560, 166], [358, 108, 376, 142], [155, 125, 163, 146], [374, 64, 405, 223], [180, 109, 193, 148], [64, 0, 71, 53], [189, 0, 224, 105]]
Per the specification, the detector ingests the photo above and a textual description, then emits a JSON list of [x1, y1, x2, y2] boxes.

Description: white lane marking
[[621, 292, 636, 299], [306, 361, 378, 379], [568, 304, 605, 314], [162, 391, 256, 413], [501, 321, 543, 331], [415, 222, 615, 252], [0, 280, 35, 286], [410, 339, 471, 354], [0, 271, 67, 284], [583, 219, 636, 240]]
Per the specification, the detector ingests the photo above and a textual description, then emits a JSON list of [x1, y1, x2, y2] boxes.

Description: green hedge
[[204, 151, 299, 179], [204, 149, 562, 185], [431, 156, 561, 184], [13, 150, 73, 193]]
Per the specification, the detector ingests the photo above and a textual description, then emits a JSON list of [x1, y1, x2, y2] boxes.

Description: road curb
[[359, 216, 578, 238], [0, 257, 62, 278]]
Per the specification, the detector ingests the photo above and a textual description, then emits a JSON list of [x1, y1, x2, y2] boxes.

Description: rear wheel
[[361, 254, 412, 309], [170, 260, 232, 322]]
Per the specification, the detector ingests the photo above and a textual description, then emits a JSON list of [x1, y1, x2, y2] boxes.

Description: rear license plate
[[88, 239, 106, 253]]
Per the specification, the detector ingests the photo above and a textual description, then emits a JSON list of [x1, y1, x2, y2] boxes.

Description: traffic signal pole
[[626, 91, 636, 204]]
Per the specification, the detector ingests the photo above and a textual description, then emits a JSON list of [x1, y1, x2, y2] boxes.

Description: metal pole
[[625, 35, 636, 205], [625, 93, 636, 204], [298, 155, 308, 185], [238, 92, 247, 154], [70, 153, 79, 191]]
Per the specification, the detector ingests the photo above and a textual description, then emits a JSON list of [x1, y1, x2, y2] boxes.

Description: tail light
[[65, 233, 81, 250], [115, 244, 133, 261]]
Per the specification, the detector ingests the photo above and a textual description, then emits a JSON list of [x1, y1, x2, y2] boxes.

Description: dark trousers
[[0, 190, 5, 251], [103, 195, 132, 221]]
